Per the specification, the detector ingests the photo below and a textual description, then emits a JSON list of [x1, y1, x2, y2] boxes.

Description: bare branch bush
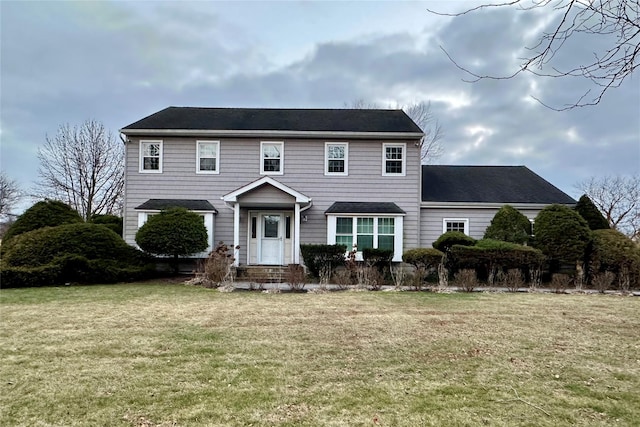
[[285, 264, 307, 292], [529, 266, 542, 290], [319, 263, 332, 291], [333, 268, 354, 290], [203, 242, 236, 287], [502, 269, 525, 292], [431, 0, 640, 109], [550, 273, 571, 293], [454, 269, 479, 292], [592, 271, 616, 293], [437, 262, 449, 289], [390, 264, 407, 290], [35, 120, 124, 220]]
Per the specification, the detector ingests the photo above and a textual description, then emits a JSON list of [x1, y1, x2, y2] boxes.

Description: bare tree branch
[[345, 100, 444, 163], [575, 175, 640, 239], [35, 120, 124, 220], [0, 172, 22, 220], [432, 0, 640, 109]]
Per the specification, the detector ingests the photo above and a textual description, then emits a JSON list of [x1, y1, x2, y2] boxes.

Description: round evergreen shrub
[[483, 205, 532, 244], [135, 207, 208, 270], [300, 244, 347, 277], [2, 200, 83, 241], [575, 194, 610, 230], [90, 214, 123, 236], [534, 204, 591, 267], [433, 231, 476, 253], [589, 229, 640, 288], [402, 248, 444, 269]]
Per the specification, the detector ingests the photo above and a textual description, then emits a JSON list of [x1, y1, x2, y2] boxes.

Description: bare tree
[[0, 172, 22, 220], [575, 175, 640, 239], [346, 99, 443, 163], [430, 0, 640, 110], [35, 120, 124, 220]]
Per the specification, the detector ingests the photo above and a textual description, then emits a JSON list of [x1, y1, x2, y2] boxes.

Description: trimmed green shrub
[[2, 200, 82, 242], [90, 214, 123, 236], [433, 231, 476, 253], [589, 229, 640, 289], [483, 205, 532, 244], [363, 248, 394, 266], [2, 223, 145, 267], [0, 264, 63, 288], [135, 207, 208, 272], [402, 248, 444, 269], [534, 204, 591, 268], [300, 244, 347, 277], [575, 195, 610, 231]]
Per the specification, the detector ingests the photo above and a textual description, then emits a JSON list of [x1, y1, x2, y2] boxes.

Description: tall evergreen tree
[[575, 194, 610, 230]]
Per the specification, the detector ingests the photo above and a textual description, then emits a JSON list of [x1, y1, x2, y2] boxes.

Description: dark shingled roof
[[135, 199, 217, 212], [421, 166, 576, 204], [122, 107, 423, 134], [325, 202, 406, 215]]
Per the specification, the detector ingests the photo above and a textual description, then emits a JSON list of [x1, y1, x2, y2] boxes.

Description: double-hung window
[[335, 217, 353, 248], [140, 140, 163, 173], [196, 140, 219, 174], [325, 142, 348, 175], [261, 141, 284, 175], [382, 143, 406, 176], [356, 218, 374, 251]]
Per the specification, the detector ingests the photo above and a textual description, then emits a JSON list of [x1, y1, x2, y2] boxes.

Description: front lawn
[[1, 284, 638, 426]]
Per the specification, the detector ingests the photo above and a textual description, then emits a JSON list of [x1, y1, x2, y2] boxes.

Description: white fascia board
[[119, 128, 424, 140]]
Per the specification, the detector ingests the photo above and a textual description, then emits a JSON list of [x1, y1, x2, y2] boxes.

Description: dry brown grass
[[1, 284, 639, 426]]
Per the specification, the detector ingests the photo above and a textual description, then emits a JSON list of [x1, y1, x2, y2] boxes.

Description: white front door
[[259, 214, 283, 265]]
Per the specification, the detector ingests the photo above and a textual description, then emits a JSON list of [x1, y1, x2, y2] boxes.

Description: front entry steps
[[236, 265, 289, 283]]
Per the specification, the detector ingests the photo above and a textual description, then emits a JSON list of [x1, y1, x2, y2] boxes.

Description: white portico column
[[233, 203, 240, 266], [294, 203, 301, 264]]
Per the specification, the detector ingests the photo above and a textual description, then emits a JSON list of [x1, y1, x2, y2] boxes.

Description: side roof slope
[[422, 165, 576, 205], [121, 106, 423, 135]]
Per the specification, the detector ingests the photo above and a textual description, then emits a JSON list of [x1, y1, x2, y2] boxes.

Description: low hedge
[[402, 248, 444, 269], [0, 264, 64, 288], [450, 239, 545, 272], [300, 244, 347, 277], [433, 231, 476, 253]]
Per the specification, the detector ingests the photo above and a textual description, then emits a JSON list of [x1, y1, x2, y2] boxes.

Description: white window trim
[[260, 141, 284, 175], [137, 211, 214, 256], [324, 142, 349, 176], [139, 140, 163, 174], [382, 143, 406, 176], [196, 140, 220, 174], [327, 215, 404, 262], [443, 218, 469, 235]]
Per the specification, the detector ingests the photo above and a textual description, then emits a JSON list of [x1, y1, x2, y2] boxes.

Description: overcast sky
[[2, 0, 639, 213]]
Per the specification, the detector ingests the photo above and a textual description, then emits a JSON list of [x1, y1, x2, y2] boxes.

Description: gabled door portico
[[222, 177, 312, 266]]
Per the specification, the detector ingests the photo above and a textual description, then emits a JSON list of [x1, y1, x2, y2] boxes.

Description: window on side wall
[[140, 140, 163, 173], [325, 142, 348, 175], [443, 218, 469, 235], [196, 140, 219, 174], [382, 143, 406, 176], [260, 141, 284, 175]]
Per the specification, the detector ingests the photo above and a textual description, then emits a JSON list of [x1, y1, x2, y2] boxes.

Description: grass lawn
[[1, 284, 638, 426]]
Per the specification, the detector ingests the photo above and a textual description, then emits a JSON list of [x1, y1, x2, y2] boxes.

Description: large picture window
[[261, 141, 284, 175], [197, 140, 219, 174], [140, 140, 163, 173], [328, 215, 402, 261]]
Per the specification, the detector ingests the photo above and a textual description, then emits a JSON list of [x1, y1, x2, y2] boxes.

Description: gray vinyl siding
[[124, 137, 421, 262], [419, 207, 542, 248]]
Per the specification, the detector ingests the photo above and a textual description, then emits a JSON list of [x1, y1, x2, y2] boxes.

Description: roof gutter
[[119, 128, 424, 140]]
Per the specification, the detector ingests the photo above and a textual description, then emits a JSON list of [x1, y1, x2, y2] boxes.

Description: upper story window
[[140, 140, 163, 173], [383, 143, 406, 176], [196, 140, 220, 174], [261, 141, 284, 175], [443, 218, 469, 235], [325, 142, 348, 175]]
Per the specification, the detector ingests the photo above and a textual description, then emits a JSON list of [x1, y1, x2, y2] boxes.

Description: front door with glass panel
[[259, 214, 283, 265]]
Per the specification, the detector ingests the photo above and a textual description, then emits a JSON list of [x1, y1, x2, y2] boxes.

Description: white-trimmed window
[[327, 215, 404, 261], [140, 140, 163, 173], [382, 143, 406, 176], [443, 218, 469, 235], [325, 142, 348, 175], [196, 140, 219, 174], [260, 141, 284, 175]]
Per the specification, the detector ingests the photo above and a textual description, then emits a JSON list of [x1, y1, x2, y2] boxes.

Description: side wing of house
[[121, 107, 424, 264], [419, 165, 576, 247]]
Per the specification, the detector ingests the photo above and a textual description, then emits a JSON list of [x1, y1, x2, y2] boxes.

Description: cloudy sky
[[1, 0, 638, 213]]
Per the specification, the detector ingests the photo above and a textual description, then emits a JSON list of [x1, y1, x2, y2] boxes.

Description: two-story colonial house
[[120, 107, 576, 267], [121, 107, 424, 266]]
